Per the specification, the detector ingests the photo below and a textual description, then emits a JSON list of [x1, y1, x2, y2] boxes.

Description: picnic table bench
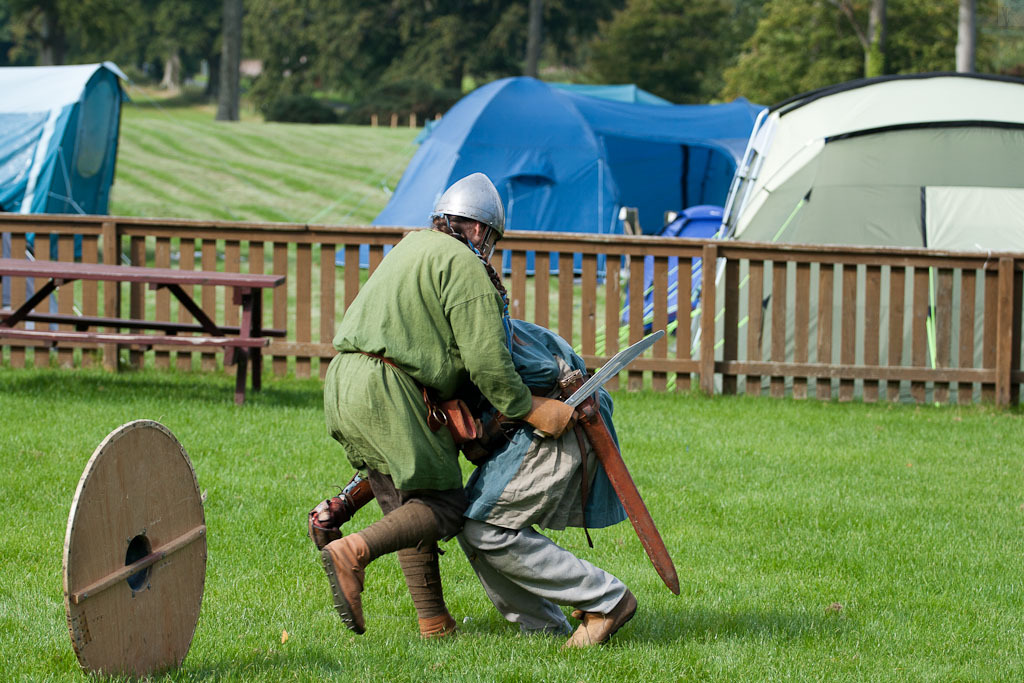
[[0, 258, 286, 404]]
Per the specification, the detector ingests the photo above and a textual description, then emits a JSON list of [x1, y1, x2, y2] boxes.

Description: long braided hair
[[432, 214, 513, 348]]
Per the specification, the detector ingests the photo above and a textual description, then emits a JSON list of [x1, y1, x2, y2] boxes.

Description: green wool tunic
[[324, 229, 533, 491]]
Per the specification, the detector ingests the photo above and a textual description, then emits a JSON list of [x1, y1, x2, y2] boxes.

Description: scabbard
[[577, 409, 680, 595]]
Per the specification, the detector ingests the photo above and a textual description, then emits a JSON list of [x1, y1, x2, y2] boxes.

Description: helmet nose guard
[[433, 173, 505, 237]]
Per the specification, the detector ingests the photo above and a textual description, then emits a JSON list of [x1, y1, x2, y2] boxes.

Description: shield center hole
[[125, 534, 152, 591]]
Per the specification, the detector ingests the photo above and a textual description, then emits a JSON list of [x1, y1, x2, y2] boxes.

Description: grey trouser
[[457, 518, 626, 635]]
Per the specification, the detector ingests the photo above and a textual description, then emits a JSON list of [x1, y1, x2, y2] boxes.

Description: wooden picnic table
[[0, 258, 286, 404]]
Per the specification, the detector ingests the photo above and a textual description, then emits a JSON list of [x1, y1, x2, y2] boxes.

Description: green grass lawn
[[2, 367, 1023, 680], [111, 88, 418, 225]]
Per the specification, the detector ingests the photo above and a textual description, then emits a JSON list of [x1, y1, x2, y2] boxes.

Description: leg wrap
[[398, 545, 448, 619], [358, 501, 440, 561]]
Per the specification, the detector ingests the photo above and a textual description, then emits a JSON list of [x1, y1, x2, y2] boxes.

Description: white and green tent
[[710, 73, 1024, 396], [722, 72, 1024, 249]]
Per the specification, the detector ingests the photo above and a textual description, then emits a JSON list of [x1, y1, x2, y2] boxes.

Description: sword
[[558, 329, 681, 595], [565, 329, 665, 407]]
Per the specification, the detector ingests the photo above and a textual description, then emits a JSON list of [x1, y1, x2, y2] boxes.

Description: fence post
[[995, 256, 1014, 406], [1016, 263, 1023, 405], [699, 244, 718, 395], [722, 258, 739, 394], [101, 220, 120, 371], [128, 236, 147, 368]]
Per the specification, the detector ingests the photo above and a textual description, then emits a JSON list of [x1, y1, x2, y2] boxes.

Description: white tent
[[711, 73, 1024, 397], [722, 73, 1024, 250]]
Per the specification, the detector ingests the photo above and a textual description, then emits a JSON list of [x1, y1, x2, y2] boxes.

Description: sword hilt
[[558, 370, 599, 422]]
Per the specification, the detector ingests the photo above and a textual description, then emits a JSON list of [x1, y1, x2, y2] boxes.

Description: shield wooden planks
[[63, 420, 207, 676]]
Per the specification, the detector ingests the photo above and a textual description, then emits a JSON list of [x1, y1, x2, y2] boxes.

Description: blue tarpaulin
[[622, 204, 725, 331]]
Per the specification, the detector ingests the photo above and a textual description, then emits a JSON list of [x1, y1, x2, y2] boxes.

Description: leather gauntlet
[[523, 395, 576, 438]]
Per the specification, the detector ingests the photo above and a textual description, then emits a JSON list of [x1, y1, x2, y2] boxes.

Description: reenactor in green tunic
[[319, 173, 576, 638]]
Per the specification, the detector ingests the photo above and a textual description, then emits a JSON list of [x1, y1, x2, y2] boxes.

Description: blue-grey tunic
[[464, 320, 627, 530]]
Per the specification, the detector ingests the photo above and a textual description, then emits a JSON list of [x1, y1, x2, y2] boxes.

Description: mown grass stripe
[[116, 105, 417, 224], [114, 165, 241, 221]]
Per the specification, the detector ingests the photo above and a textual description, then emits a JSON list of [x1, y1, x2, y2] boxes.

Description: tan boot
[[418, 612, 458, 639], [321, 534, 371, 634], [563, 589, 637, 648]]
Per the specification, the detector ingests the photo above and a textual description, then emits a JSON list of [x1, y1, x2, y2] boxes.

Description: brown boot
[[397, 546, 456, 639], [418, 612, 458, 639], [563, 589, 637, 648], [321, 534, 371, 634]]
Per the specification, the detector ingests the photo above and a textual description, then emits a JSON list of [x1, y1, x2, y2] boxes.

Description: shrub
[[340, 79, 461, 125], [263, 94, 339, 124]]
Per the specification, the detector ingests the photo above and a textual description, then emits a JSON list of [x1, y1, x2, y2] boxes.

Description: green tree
[[586, 0, 760, 104], [244, 0, 335, 109], [148, 0, 222, 90], [831, 0, 887, 77], [720, 0, 862, 104], [721, 0, 998, 105], [983, 0, 1024, 76], [4, 0, 141, 65], [244, 0, 622, 114], [2, 0, 220, 90], [107, 0, 221, 88]]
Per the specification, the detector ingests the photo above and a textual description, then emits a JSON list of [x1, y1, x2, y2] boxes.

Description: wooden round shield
[[63, 420, 207, 676]]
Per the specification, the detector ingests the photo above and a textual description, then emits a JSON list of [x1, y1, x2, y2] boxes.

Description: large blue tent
[[1, 62, 126, 307], [0, 62, 126, 216], [373, 77, 763, 237]]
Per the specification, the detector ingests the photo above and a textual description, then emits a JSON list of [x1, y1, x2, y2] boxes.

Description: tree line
[[1, 0, 1022, 119]]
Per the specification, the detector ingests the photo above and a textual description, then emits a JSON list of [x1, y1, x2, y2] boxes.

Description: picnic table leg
[[250, 291, 264, 393], [252, 346, 263, 392], [234, 348, 248, 405], [165, 284, 223, 335], [234, 287, 258, 404], [2, 278, 59, 327]]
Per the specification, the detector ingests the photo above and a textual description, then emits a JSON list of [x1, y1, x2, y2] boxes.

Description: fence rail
[[1, 214, 1021, 405]]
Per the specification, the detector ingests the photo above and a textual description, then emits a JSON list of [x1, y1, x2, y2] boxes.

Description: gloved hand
[[524, 396, 576, 438]]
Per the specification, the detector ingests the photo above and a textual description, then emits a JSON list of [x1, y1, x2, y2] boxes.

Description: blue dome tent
[[369, 77, 762, 274]]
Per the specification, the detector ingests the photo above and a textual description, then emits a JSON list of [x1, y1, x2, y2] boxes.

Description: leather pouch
[[440, 399, 477, 444]]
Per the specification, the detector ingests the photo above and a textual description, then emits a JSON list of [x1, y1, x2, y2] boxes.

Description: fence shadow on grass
[[0, 371, 233, 404], [248, 383, 323, 410], [0, 369, 324, 410]]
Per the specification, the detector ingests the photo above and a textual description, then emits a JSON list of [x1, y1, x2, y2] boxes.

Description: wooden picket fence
[[1, 213, 1022, 405]]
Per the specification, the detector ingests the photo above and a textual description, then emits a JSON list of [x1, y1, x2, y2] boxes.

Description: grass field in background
[[111, 88, 418, 226], [2, 367, 1023, 680]]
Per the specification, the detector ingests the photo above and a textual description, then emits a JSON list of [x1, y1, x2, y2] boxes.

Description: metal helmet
[[433, 173, 505, 237]]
